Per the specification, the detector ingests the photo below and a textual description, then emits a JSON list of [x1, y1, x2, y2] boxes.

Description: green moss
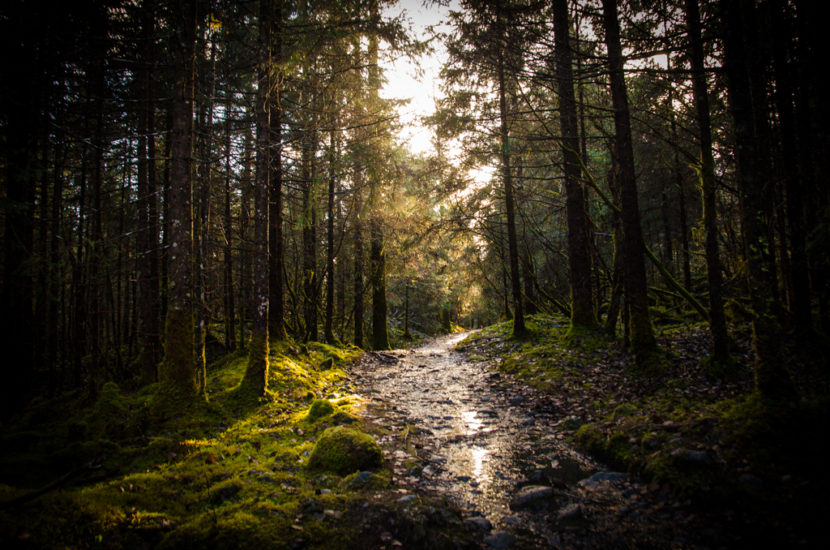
[[307, 427, 383, 475], [158, 307, 198, 399], [240, 333, 269, 396], [306, 398, 335, 421]]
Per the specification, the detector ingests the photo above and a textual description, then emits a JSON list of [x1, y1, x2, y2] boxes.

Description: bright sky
[[380, 0, 496, 189], [380, 0, 456, 155]]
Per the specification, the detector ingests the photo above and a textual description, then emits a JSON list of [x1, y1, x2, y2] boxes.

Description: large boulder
[[307, 426, 383, 475]]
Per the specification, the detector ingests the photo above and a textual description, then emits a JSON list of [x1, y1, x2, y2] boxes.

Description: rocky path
[[352, 333, 719, 549]]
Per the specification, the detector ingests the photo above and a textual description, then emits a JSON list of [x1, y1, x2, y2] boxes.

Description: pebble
[[484, 531, 516, 549], [510, 485, 553, 509], [355, 471, 374, 483], [501, 516, 521, 526], [557, 502, 582, 522], [464, 516, 492, 531], [670, 448, 713, 465], [578, 471, 625, 487], [738, 473, 764, 492], [396, 494, 417, 504]]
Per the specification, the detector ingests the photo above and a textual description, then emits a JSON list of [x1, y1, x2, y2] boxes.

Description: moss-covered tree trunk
[[268, 0, 287, 342], [353, 173, 365, 348], [769, 0, 811, 333], [325, 129, 337, 344], [601, 0, 656, 360], [242, 0, 271, 395], [553, 0, 597, 332], [721, 0, 796, 400], [685, 0, 731, 367], [137, 0, 161, 385], [497, 37, 526, 338], [368, 12, 389, 350], [159, 0, 198, 401]]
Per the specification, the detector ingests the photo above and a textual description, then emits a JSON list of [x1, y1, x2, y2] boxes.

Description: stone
[[738, 473, 764, 492], [557, 503, 582, 522], [670, 448, 713, 465], [306, 427, 383, 475], [578, 471, 625, 487], [464, 516, 492, 531], [355, 471, 374, 483], [484, 531, 516, 549], [306, 399, 335, 421], [396, 494, 417, 504], [501, 516, 521, 527], [510, 485, 553, 509]]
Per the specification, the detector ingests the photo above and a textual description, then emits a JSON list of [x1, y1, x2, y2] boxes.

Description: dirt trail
[[352, 333, 719, 549]]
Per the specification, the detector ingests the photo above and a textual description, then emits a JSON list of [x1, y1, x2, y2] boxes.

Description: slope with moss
[[0, 340, 470, 549], [457, 313, 830, 546]]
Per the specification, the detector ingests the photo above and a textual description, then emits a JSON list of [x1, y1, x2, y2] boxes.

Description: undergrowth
[[458, 313, 830, 544], [0, 340, 398, 549]]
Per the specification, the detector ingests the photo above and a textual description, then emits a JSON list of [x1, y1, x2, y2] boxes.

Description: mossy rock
[[306, 426, 383, 475], [306, 398, 335, 421]]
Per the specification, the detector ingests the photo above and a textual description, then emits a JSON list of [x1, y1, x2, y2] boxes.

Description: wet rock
[[557, 503, 583, 522], [484, 531, 516, 549], [501, 516, 521, 527], [670, 448, 713, 465], [561, 415, 583, 430], [510, 485, 554, 509], [465, 516, 492, 531], [738, 473, 764, 492], [355, 471, 374, 483], [578, 471, 625, 487], [396, 494, 417, 505]]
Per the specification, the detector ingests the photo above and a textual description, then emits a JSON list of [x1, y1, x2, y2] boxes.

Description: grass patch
[[0, 338, 401, 549]]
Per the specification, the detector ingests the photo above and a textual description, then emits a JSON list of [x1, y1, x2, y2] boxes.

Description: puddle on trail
[[354, 332, 599, 525]]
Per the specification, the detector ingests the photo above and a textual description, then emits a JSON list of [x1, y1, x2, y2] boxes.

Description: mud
[[352, 333, 723, 549]]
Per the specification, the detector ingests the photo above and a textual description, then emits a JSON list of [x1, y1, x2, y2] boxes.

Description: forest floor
[[1, 315, 828, 549], [453, 314, 830, 548]]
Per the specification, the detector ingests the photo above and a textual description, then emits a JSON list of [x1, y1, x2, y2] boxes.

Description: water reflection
[[461, 410, 482, 434], [471, 446, 489, 482]]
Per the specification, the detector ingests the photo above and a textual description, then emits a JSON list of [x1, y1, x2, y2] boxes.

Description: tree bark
[[368, 12, 389, 350], [243, 0, 271, 395], [269, 0, 287, 341], [685, 0, 731, 366], [497, 39, 526, 337], [159, 0, 198, 401], [325, 129, 337, 344], [601, 0, 656, 359], [553, 0, 596, 331], [721, 0, 795, 400]]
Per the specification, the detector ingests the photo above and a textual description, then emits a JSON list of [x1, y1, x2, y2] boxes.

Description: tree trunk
[[368, 14, 389, 350], [353, 179, 365, 348], [269, 0, 287, 342], [497, 41, 526, 337], [301, 131, 318, 342], [685, 0, 731, 367], [769, 0, 811, 333], [601, 0, 656, 360], [325, 129, 337, 344], [243, 0, 271, 395], [0, 4, 39, 415], [223, 99, 236, 350], [553, 0, 596, 331], [721, 0, 795, 400], [159, 0, 198, 402]]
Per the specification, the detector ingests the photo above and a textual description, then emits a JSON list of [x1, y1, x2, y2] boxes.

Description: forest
[[1, 0, 828, 548]]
